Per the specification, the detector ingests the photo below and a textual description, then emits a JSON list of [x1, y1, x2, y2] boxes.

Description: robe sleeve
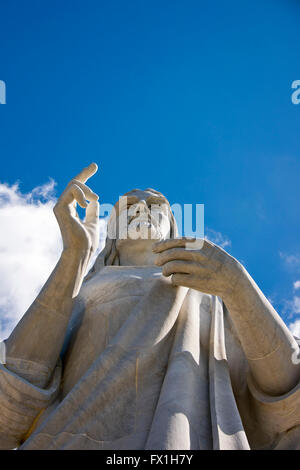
[[0, 341, 61, 449], [223, 308, 300, 449], [247, 370, 300, 449], [245, 336, 300, 449]]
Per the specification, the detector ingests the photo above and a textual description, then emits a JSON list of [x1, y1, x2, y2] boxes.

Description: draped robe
[[1, 265, 300, 450]]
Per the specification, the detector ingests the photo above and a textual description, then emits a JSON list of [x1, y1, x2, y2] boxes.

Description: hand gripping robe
[[1, 205, 300, 450]]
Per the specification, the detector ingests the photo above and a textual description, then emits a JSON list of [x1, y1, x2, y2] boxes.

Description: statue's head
[[113, 188, 176, 242], [88, 188, 178, 275]]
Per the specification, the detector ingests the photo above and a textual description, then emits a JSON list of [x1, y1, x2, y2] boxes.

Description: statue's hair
[[85, 188, 178, 279]]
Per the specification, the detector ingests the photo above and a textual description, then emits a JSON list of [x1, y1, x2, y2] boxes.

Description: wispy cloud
[[0, 180, 61, 340], [205, 228, 231, 250], [289, 319, 300, 338], [285, 281, 300, 335], [279, 252, 300, 332], [293, 280, 300, 290], [279, 252, 300, 267], [286, 296, 300, 315], [0, 181, 106, 341], [283, 294, 300, 320]]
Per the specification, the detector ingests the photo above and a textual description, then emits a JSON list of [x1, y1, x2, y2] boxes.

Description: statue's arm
[[4, 164, 99, 388], [221, 263, 299, 396], [154, 238, 300, 396]]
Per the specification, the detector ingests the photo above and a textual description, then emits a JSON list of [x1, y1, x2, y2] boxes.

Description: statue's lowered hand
[[53, 163, 100, 257], [153, 237, 242, 299]]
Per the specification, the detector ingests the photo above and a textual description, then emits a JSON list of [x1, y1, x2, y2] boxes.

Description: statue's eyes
[[150, 204, 161, 211], [150, 204, 168, 215]]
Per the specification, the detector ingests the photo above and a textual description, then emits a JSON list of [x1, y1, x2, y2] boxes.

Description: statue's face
[[116, 189, 171, 241]]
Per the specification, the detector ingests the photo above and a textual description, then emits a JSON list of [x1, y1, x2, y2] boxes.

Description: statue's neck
[[116, 239, 158, 266]]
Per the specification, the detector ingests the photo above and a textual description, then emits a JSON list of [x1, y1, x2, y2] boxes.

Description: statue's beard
[[118, 215, 163, 241]]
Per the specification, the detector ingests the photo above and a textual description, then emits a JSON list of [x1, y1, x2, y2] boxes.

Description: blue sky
[[0, 0, 300, 332]]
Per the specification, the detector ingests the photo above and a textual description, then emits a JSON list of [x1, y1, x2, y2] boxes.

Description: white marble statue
[[1, 163, 300, 450]]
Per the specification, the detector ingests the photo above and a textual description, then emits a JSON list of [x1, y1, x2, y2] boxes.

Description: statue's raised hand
[[153, 237, 241, 300], [53, 163, 100, 257]]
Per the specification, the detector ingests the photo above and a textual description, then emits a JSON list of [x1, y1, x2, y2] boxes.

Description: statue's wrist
[[60, 247, 91, 277], [62, 245, 91, 261], [222, 259, 246, 305]]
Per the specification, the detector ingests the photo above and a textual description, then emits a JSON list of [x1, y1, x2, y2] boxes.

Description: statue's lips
[[128, 218, 155, 229], [128, 214, 156, 227]]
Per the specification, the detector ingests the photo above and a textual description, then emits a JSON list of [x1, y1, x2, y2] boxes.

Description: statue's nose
[[137, 200, 147, 210], [134, 200, 148, 216]]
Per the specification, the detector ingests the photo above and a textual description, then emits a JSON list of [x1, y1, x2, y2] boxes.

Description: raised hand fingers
[[70, 179, 99, 201], [73, 162, 98, 184], [59, 182, 94, 207], [63, 183, 88, 208], [55, 184, 98, 220], [57, 163, 99, 213]]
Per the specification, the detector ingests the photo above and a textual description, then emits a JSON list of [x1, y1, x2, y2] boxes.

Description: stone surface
[[0, 163, 300, 450]]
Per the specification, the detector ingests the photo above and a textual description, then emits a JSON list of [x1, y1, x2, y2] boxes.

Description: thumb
[[85, 200, 100, 223]]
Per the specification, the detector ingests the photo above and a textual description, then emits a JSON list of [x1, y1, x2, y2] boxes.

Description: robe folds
[[0, 265, 300, 450]]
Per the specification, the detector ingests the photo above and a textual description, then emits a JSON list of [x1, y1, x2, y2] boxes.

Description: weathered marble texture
[[0, 266, 300, 449], [1, 164, 300, 450]]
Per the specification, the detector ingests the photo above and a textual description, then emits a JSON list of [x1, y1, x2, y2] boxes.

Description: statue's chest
[[61, 266, 164, 396]]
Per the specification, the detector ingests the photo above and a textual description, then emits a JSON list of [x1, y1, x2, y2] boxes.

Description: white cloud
[[293, 280, 300, 290], [0, 181, 61, 340], [0, 181, 106, 341], [205, 228, 231, 250], [279, 252, 300, 266], [292, 297, 300, 314], [289, 319, 300, 338], [278, 253, 300, 327], [283, 295, 300, 319]]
